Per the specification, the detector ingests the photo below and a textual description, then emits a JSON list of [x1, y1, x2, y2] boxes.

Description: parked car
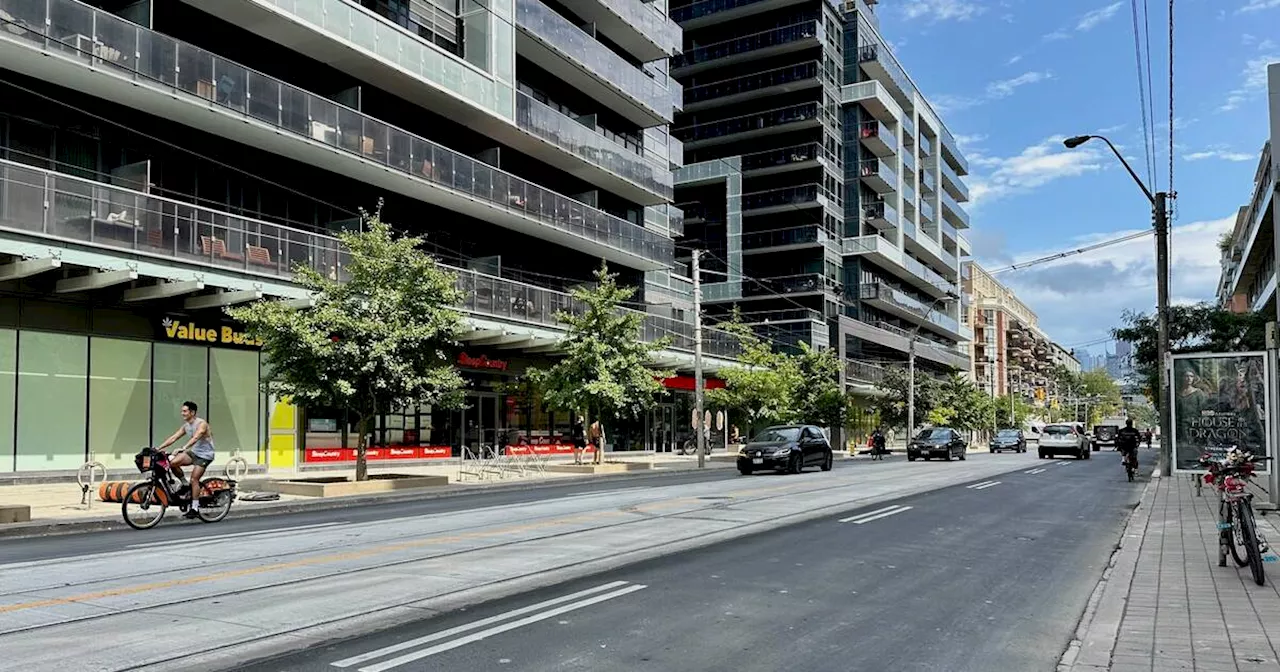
[[990, 429, 1026, 453], [1039, 423, 1091, 460], [907, 427, 968, 462], [737, 425, 834, 475]]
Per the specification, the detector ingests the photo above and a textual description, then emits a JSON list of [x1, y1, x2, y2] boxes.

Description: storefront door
[[649, 404, 676, 452], [464, 392, 504, 457]]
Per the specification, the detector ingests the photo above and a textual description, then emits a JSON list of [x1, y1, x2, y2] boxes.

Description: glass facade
[[0, 326, 264, 473]]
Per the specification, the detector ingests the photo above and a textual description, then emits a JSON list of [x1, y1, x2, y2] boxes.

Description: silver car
[[1038, 423, 1091, 460]]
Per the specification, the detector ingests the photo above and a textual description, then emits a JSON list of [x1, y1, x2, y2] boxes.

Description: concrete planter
[[545, 462, 652, 475], [262, 474, 449, 498], [0, 504, 31, 523]]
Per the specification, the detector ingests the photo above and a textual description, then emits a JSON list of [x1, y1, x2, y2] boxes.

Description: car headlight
[[771, 447, 793, 456]]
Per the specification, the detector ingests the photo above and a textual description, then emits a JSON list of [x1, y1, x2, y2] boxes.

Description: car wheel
[[943, 451, 952, 462], [959, 450, 966, 461], [821, 451, 833, 471], [907, 455, 917, 462], [738, 467, 752, 476], [789, 453, 802, 474]]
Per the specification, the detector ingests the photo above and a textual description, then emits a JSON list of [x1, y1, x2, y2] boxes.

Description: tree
[[993, 394, 1034, 428], [1112, 303, 1266, 408], [789, 343, 846, 429], [525, 262, 671, 464], [940, 374, 994, 434], [1076, 370, 1122, 425], [229, 208, 466, 481], [707, 312, 802, 432], [870, 367, 943, 433]]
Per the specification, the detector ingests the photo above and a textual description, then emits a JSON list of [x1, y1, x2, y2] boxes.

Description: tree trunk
[[355, 413, 371, 482]]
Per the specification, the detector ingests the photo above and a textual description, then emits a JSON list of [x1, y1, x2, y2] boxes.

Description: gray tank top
[[184, 418, 216, 459]]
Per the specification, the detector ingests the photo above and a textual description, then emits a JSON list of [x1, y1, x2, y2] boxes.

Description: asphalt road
[[241, 453, 1145, 672]]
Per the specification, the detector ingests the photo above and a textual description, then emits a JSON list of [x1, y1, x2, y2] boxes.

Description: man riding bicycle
[[1116, 419, 1141, 474], [871, 427, 887, 458], [155, 401, 215, 519]]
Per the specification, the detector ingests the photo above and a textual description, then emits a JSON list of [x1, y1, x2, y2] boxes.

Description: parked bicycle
[[122, 447, 237, 530], [1201, 448, 1272, 586]]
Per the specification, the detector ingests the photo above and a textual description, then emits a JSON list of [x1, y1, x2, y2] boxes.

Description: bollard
[[77, 459, 106, 510]]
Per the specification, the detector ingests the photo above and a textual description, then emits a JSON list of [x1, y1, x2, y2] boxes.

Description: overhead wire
[[986, 229, 1154, 275], [1129, 0, 1156, 189], [1141, 0, 1160, 189]]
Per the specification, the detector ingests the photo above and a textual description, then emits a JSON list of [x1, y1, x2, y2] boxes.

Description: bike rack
[[76, 458, 106, 510], [223, 449, 249, 481]]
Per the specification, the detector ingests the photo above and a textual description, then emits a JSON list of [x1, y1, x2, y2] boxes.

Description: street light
[[906, 291, 960, 442], [1063, 134, 1172, 473]]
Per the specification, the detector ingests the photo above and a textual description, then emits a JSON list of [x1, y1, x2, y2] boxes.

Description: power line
[[1142, 0, 1160, 189], [1168, 0, 1176, 208], [987, 229, 1154, 275], [1129, 0, 1156, 189]]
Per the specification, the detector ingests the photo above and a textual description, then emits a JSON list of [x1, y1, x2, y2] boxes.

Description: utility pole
[[1154, 192, 1172, 474], [907, 337, 916, 441], [693, 250, 706, 469]]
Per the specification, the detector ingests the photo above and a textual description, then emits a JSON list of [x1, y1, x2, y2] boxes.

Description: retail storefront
[[0, 297, 270, 473]]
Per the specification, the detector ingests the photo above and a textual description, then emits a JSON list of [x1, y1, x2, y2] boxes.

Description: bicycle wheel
[[122, 482, 167, 530], [196, 486, 233, 523], [1228, 503, 1250, 567], [1237, 501, 1267, 586]]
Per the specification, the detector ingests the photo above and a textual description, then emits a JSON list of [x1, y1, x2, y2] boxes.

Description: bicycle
[[1201, 449, 1272, 586], [122, 447, 237, 530]]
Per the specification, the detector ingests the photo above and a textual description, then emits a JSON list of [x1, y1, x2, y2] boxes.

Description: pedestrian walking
[[571, 417, 587, 465], [589, 419, 605, 465]]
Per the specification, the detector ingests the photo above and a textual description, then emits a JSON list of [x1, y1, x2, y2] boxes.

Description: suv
[[737, 425, 834, 475], [1039, 423, 1090, 460], [907, 427, 968, 462]]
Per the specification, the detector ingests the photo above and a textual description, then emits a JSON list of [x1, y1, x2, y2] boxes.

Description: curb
[[0, 463, 738, 540], [1057, 467, 1161, 672]]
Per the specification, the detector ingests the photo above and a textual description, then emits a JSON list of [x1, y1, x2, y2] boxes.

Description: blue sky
[[875, 0, 1278, 360]]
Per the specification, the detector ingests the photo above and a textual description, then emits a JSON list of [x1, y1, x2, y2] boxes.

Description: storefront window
[[152, 343, 208, 447], [0, 329, 14, 471], [210, 349, 262, 464], [16, 331, 88, 470], [88, 337, 152, 468]]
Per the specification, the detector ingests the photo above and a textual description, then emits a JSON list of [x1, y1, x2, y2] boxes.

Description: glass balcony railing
[[941, 160, 971, 201], [902, 219, 916, 240], [859, 157, 896, 182], [595, 0, 682, 55], [0, 159, 347, 281], [741, 184, 821, 211], [920, 168, 937, 193], [860, 282, 960, 333], [942, 220, 957, 241], [516, 92, 672, 199], [742, 225, 825, 250], [920, 200, 935, 223], [902, 183, 916, 209], [674, 102, 819, 143], [841, 235, 957, 296], [902, 151, 916, 174], [0, 0, 675, 265], [516, 0, 673, 118], [740, 142, 821, 172], [857, 44, 914, 102], [902, 115, 916, 141], [859, 120, 896, 153], [744, 273, 841, 297], [670, 0, 769, 23], [672, 21, 819, 69], [846, 359, 888, 384], [920, 135, 933, 157], [684, 62, 818, 107], [942, 190, 971, 228], [863, 200, 898, 226]]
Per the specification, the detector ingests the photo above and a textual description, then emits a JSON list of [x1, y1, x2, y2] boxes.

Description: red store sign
[[304, 446, 452, 462], [457, 353, 508, 371], [660, 375, 726, 391]]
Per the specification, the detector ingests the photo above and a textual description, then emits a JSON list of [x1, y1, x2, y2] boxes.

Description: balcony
[[942, 190, 971, 228], [863, 201, 899, 230], [845, 235, 957, 299], [859, 120, 896, 157], [838, 316, 970, 370], [742, 225, 829, 253], [920, 167, 937, 193], [941, 160, 970, 202], [841, 80, 902, 125], [0, 0, 674, 270], [670, 0, 809, 29], [673, 102, 821, 149], [743, 273, 841, 297], [740, 142, 824, 176], [942, 220, 958, 243], [859, 158, 897, 194], [920, 135, 933, 157], [683, 62, 820, 112], [846, 359, 888, 385], [859, 282, 961, 334], [672, 21, 821, 77], [554, 0, 683, 61], [516, 0, 675, 126], [902, 183, 917, 215], [857, 44, 914, 109], [516, 92, 672, 202], [741, 184, 825, 215], [902, 151, 916, 177], [920, 200, 935, 224]]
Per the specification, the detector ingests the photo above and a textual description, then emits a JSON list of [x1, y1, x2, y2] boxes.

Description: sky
[[873, 0, 1278, 361]]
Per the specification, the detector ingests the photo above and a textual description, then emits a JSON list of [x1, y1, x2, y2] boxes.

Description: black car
[[989, 429, 1026, 454], [737, 425, 834, 475], [907, 427, 968, 462]]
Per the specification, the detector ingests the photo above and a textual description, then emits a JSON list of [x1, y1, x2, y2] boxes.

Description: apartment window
[[362, 0, 461, 54]]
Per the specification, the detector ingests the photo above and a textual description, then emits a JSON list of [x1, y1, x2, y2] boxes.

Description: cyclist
[[1116, 419, 1141, 475], [871, 427, 887, 459], [155, 401, 215, 519]]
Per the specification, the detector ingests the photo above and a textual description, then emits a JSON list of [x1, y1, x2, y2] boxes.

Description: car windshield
[[916, 428, 950, 440], [1044, 425, 1074, 436], [753, 427, 800, 442], [996, 430, 1020, 438]]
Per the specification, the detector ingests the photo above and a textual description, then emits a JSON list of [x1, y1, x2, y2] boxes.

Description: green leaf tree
[[229, 208, 466, 481], [525, 262, 671, 464], [871, 366, 943, 433], [789, 343, 846, 428], [706, 312, 802, 433]]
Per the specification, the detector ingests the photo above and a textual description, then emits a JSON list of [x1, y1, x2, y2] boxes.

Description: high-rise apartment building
[[667, 0, 972, 407], [0, 0, 731, 472]]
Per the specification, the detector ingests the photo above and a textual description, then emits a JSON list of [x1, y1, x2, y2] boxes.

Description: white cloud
[[1076, 2, 1125, 31], [1007, 54, 1023, 65], [986, 71, 1053, 98], [981, 214, 1235, 348], [1219, 56, 1280, 112], [953, 133, 988, 149], [1183, 148, 1255, 162], [1042, 30, 1071, 41], [966, 136, 1107, 206], [1238, 0, 1280, 13], [899, 0, 984, 21]]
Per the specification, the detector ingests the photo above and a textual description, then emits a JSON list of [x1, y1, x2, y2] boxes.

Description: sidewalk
[[1064, 467, 1280, 672], [0, 451, 736, 534]]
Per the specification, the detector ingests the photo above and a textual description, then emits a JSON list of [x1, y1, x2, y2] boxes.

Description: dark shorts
[[184, 449, 214, 468]]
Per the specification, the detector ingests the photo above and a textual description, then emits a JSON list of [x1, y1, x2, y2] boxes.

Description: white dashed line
[[966, 481, 997, 489], [972, 481, 1001, 490], [839, 505, 913, 524]]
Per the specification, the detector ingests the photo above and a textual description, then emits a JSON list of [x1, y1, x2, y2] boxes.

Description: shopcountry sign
[[505, 444, 594, 456], [304, 446, 452, 462], [160, 317, 263, 348], [457, 353, 508, 371]]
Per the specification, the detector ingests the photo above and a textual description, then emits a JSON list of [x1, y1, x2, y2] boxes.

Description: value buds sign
[[1170, 352, 1272, 474]]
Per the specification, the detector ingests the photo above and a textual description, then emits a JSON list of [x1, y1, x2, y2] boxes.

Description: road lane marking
[[1026, 468, 1047, 474], [972, 482, 1001, 490], [331, 581, 630, 668], [966, 481, 997, 489], [1057, 461, 1072, 465], [846, 506, 913, 525], [354, 584, 649, 671], [838, 506, 905, 524]]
